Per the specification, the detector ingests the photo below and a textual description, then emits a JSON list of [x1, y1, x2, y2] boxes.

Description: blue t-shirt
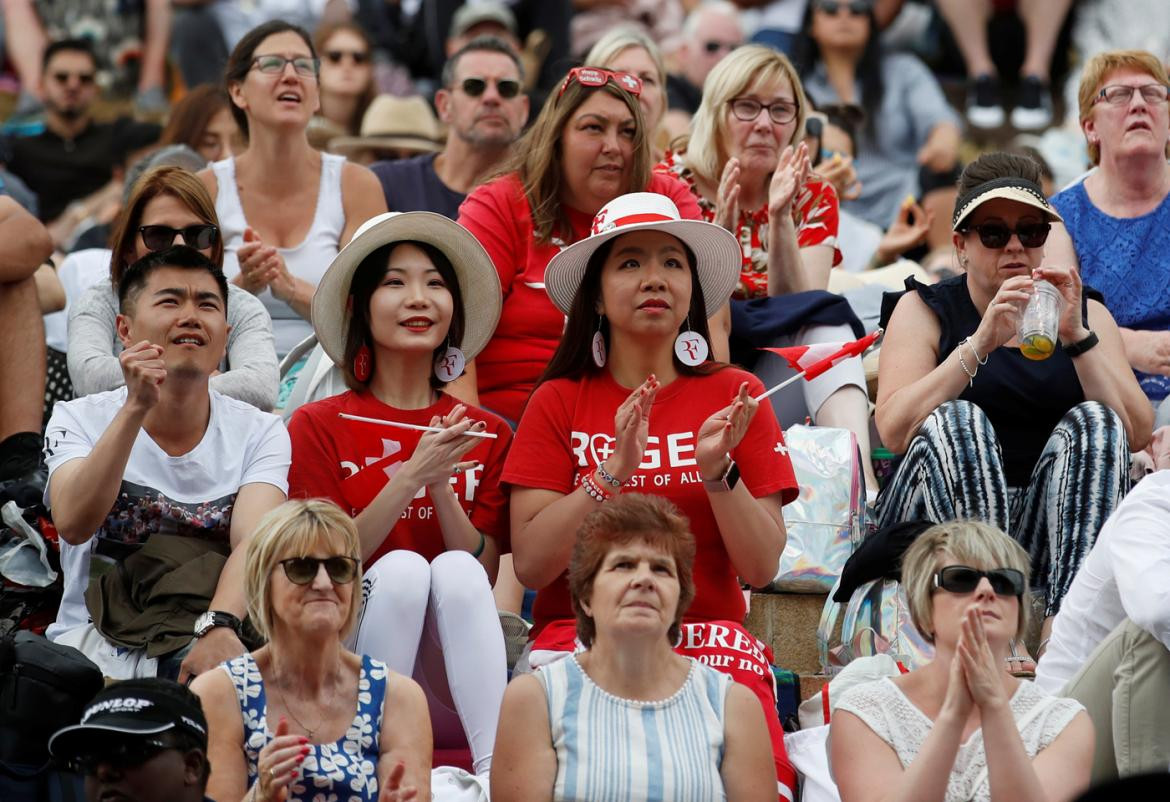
[[1051, 181, 1170, 401], [370, 153, 464, 220]]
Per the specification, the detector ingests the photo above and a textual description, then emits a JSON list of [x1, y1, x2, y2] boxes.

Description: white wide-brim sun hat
[[543, 192, 742, 318], [312, 211, 502, 368]]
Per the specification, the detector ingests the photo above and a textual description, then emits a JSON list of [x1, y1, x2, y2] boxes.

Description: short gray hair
[[122, 145, 207, 205], [683, 1, 742, 41], [441, 35, 524, 89]]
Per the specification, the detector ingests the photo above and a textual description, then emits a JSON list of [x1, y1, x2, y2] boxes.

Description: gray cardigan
[[67, 279, 279, 411]]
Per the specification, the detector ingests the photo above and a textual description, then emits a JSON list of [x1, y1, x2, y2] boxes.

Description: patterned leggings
[[877, 400, 1129, 617]]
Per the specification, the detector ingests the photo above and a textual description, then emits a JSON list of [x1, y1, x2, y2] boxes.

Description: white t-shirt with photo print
[[43, 387, 291, 641]]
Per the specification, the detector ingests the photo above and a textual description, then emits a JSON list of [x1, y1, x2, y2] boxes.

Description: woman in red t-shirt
[[501, 191, 800, 800], [456, 66, 705, 425], [286, 211, 510, 774], [657, 44, 880, 495]]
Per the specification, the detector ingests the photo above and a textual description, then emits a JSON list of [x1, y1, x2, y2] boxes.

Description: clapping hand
[[956, 606, 1009, 711], [714, 158, 742, 233], [234, 227, 283, 294], [402, 404, 483, 491], [377, 761, 419, 801], [254, 717, 308, 802], [608, 376, 658, 482], [696, 382, 757, 478], [768, 142, 811, 219]]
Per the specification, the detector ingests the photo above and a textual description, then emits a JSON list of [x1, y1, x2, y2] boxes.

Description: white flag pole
[[338, 412, 499, 439]]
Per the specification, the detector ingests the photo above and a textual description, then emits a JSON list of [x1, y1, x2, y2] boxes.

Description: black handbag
[[0, 629, 104, 769]]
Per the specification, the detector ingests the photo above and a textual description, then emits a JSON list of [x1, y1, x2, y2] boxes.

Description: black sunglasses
[[933, 565, 1026, 597], [702, 40, 739, 54], [280, 556, 359, 585], [459, 77, 522, 99], [53, 71, 96, 86], [962, 221, 1050, 249], [67, 738, 173, 775], [138, 224, 220, 252], [325, 49, 369, 65], [816, 0, 871, 15]]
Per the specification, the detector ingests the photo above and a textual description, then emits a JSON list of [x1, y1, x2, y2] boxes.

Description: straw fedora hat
[[312, 212, 501, 368], [543, 192, 741, 317], [328, 95, 443, 157]]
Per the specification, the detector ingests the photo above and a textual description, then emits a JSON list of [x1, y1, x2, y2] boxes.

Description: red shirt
[[456, 172, 703, 422], [287, 390, 512, 566], [655, 151, 842, 299], [501, 367, 798, 638]]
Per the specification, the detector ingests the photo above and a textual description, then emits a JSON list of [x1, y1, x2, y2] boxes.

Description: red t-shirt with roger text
[[501, 367, 798, 638], [456, 172, 703, 422], [287, 390, 512, 566]]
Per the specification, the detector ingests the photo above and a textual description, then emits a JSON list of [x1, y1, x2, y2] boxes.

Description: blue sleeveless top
[[222, 652, 388, 802], [1050, 181, 1170, 401]]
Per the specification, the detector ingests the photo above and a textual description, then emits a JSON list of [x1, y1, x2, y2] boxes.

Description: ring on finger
[[453, 465, 464, 475]]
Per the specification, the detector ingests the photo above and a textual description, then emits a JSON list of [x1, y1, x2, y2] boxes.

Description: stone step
[[746, 591, 831, 677]]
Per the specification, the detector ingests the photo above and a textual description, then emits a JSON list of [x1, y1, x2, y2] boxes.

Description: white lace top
[[833, 677, 1083, 802]]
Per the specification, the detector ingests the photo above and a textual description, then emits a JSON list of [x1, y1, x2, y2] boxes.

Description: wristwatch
[[1062, 330, 1099, 358], [193, 610, 242, 638], [703, 459, 741, 493]]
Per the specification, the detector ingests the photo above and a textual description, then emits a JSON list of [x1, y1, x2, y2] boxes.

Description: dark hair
[[568, 493, 697, 649], [793, 5, 884, 139], [312, 21, 376, 135], [118, 245, 229, 316], [538, 232, 721, 387], [956, 151, 1045, 199], [160, 85, 237, 152], [1007, 145, 1054, 185], [441, 35, 525, 89], [224, 20, 317, 137], [341, 240, 466, 391], [42, 38, 97, 72], [820, 103, 863, 155]]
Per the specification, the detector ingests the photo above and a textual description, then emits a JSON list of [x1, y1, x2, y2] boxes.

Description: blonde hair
[[901, 520, 1031, 644], [494, 71, 650, 245], [586, 28, 667, 94], [683, 44, 808, 184], [1077, 49, 1170, 165], [244, 499, 363, 641]]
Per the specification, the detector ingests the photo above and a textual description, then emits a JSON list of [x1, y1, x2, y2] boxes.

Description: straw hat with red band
[[543, 192, 741, 317]]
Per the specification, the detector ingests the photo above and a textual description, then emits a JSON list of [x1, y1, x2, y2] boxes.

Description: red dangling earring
[[354, 344, 372, 382]]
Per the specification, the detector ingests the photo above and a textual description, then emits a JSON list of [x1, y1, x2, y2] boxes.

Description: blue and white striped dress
[[538, 654, 730, 801]]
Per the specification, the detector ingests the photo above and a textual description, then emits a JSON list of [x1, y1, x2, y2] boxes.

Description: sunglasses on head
[[459, 77, 522, 99], [280, 555, 359, 585], [67, 738, 174, 775], [816, 0, 871, 15], [138, 224, 220, 252], [962, 221, 1051, 249], [703, 40, 739, 55], [53, 71, 96, 85], [325, 49, 369, 65], [933, 565, 1025, 596], [558, 67, 642, 100]]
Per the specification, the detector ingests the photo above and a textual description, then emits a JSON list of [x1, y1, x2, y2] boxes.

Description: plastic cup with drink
[[1018, 279, 1063, 360]]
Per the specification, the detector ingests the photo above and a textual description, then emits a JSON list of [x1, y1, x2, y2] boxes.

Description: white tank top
[[213, 153, 346, 358]]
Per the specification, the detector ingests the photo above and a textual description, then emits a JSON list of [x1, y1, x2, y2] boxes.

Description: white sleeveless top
[[537, 655, 730, 802], [213, 153, 346, 358], [833, 677, 1083, 802]]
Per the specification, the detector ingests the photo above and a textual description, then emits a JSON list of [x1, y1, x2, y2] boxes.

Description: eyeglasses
[[933, 565, 1025, 597], [67, 738, 173, 775], [52, 71, 96, 86], [728, 97, 799, 125], [815, 0, 872, 15], [458, 77, 522, 99], [702, 40, 740, 55], [558, 67, 642, 100], [251, 54, 319, 78], [962, 221, 1050, 249], [138, 224, 220, 252], [279, 556, 360, 585], [325, 49, 369, 65], [1094, 83, 1170, 106]]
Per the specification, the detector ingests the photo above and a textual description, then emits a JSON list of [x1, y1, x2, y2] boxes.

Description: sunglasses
[[325, 49, 369, 65], [251, 54, 319, 78], [67, 738, 173, 775], [816, 0, 871, 15], [558, 67, 642, 100], [53, 71, 96, 86], [138, 224, 220, 252], [729, 97, 799, 125], [279, 556, 359, 585], [459, 77, 522, 99], [962, 221, 1050, 249], [933, 565, 1026, 597], [703, 40, 740, 55], [1094, 83, 1170, 106]]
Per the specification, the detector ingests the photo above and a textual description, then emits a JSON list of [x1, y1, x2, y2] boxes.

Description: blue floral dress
[[223, 652, 388, 802]]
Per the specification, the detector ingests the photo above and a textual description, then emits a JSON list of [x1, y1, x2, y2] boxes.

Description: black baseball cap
[[48, 678, 208, 759]]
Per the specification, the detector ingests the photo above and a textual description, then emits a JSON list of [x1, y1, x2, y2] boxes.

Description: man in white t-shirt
[[1034, 467, 1170, 781], [43, 245, 289, 681]]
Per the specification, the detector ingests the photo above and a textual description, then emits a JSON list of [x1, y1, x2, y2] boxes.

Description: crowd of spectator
[[2, 1, 1170, 801]]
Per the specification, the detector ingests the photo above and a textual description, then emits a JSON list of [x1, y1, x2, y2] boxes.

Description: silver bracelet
[[962, 336, 988, 365], [596, 462, 623, 489], [957, 347, 977, 387]]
